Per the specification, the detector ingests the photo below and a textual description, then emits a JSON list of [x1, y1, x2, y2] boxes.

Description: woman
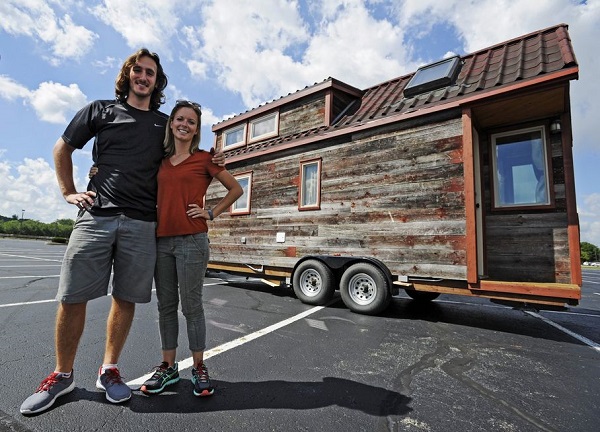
[[139, 100, 242, 396]]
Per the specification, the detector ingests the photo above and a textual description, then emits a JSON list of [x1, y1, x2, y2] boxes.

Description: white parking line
[[544, 309, 600, 318], [127, 304, 327, 387], [0, 253, 62, 263], [0, 282, 227, 308], [525, 311, 600, 353], [0, 299, 56, 308]]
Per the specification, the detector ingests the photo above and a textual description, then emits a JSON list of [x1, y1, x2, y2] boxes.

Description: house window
[[491, 126, 552, 209], [231, 171, 252, 215], [223, 124, 246, 149], [299, 158, 321, 210], [249, 112, 279, 142]]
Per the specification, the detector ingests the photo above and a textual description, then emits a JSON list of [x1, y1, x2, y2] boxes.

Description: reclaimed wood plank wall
[[206, 117, 468, 280]]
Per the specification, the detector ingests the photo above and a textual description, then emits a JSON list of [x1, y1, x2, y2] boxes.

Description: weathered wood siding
[[206, 118, 467, 280], [279, 93, 326, 137], [482, 131, 571, 283]]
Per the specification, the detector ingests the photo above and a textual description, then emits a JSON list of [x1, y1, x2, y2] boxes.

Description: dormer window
[[249, 112, 279, 143], [223, 124, 246, 149]]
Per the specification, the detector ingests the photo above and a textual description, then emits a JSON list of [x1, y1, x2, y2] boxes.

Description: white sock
[[101, 364, 118, 374]]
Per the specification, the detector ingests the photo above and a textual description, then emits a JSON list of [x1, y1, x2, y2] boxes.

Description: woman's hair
[[163, 100, 202, 157], [115, 48, 168, 111]]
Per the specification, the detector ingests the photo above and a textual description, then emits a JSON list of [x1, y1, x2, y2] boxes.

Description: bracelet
[[207, 209, 214, 221]]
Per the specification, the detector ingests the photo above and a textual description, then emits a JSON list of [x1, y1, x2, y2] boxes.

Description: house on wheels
[[204, 23, 582, 315]]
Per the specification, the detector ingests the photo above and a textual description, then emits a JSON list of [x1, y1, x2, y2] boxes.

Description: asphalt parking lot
[[1, 237, 599, 432]]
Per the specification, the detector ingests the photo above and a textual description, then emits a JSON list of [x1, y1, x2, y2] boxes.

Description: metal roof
[[223, 24, 578, 160]]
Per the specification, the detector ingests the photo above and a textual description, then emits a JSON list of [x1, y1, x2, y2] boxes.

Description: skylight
[[403, 56, 461, 98]]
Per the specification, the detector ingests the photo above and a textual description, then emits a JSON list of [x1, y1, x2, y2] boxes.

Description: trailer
[[204, 24, 582, 315]]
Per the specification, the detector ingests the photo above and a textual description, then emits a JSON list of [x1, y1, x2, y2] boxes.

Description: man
[[20, 48, 223, 414]]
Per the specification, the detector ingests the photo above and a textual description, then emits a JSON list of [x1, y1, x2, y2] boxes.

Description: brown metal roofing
[[224, 23, 578, 159]]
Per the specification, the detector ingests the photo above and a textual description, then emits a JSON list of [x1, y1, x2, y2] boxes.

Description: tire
[[292, 260, 335, 305], [340, 262, 391, 315], [405, 290, 440, 302]]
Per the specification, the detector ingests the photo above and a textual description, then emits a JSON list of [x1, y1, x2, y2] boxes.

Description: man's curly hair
[[115, 48, 168, 111]]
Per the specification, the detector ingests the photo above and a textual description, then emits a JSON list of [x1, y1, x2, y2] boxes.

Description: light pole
[[20, 209, 25, 233]]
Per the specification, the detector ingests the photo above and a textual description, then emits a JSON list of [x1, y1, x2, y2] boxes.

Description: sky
[[0, 0, 599, 245]]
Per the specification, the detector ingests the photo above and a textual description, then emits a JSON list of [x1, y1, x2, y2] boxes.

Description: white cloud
[[91, 0, 203, 59], [186, 59, 208, 80], [188, 0, 311, 107], [91, 56, 120, 75], [47, 15, 98, 65], [562, 4, 600, 154], [0, 76, 87, 124], [29, 81, 88, 124], [0, 75, 31, 100], [185, 0, 415, 109], [0, 157, 87, 223], [198, 106, 219, 132], [0, 0, 97, 64], [302, 1, 412, 88], [579, 193, 600, 247]]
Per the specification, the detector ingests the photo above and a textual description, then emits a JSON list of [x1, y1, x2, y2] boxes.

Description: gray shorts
[[56, 212, 157, 304]]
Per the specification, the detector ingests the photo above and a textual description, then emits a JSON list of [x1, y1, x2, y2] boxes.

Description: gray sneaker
[[20, 371, 75, 415], [95, 367, 131, 403]]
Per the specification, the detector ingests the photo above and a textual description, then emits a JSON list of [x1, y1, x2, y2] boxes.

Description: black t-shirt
[[62, 100, 168, 221]]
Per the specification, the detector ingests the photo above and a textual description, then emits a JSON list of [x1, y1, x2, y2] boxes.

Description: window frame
[[489, 124, 554, 211], [231, 171, 253, 215], [298, 158, 322, 211], [223, 124, 247, 150], [248, 112, 279, 143]]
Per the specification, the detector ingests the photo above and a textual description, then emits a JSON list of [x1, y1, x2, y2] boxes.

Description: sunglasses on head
[[176, 99, 201, 110]]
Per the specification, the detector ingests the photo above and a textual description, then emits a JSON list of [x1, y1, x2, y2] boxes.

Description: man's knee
[[57, 301, 87, 318], [112, 296, 135, 310]]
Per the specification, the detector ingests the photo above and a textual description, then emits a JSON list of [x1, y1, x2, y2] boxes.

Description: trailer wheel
[[292, 260, 335, 305], [405, 290, 440, 302], [340, 263, 390, 315]]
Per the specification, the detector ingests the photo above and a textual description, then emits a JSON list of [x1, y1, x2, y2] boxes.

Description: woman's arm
[[187, 169, 243, 220]]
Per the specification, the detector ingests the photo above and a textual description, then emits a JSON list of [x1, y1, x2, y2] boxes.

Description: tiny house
[[204, 24, 582, 315]]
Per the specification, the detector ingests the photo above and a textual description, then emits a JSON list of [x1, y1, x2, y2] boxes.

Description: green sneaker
[[192, 362, 214, 397], [140, 362, 180, 394]]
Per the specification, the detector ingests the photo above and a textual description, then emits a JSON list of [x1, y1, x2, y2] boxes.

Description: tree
[[0, 216, 75, 238], [581, 242, 600, 263]]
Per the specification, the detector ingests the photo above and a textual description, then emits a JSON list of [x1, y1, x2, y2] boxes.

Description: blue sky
[[1, 0, 599, 245]]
